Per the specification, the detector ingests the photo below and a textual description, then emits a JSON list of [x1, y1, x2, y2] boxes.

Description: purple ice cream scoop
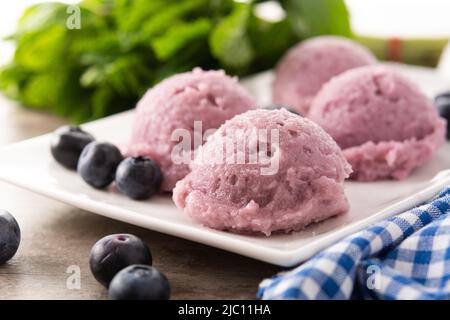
[[173, 109, 352, 236], [308, 65, 447, 181], [273, 36, 376, 115], [124, 68, 256, 192]]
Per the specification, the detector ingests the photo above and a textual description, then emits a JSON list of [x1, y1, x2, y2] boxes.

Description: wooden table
[[0, 97, 280, 299]]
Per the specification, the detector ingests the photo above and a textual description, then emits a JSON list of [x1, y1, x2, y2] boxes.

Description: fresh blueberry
[[50, 125, 95, 170], [435, 92, 450, 140], [0, 210, 21, 265], [115, 157, 162, 200], [435, 91, 450, 104], [78, 142, 123, 189], [264, 104, 299, 115], [89, 234, 152, 287], [108, 265, 170, 300]]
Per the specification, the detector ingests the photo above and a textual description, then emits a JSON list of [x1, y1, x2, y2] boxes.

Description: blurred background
[[0, 0, 449, 122]]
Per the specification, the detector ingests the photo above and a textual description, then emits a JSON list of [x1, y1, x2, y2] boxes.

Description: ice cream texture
[[125, 68, 256, 191], [273, 36, 376, 115], [308, 65, 447, 181], [173, 109, 352, 236]]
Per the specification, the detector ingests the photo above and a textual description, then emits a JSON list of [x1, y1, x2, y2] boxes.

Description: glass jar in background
[[438, 41, 450, 79], [346, 0, 450, 67]]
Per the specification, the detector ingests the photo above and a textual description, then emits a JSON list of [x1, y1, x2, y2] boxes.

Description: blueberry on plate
[[435, 91, 450, 104], [50, 125, 95, 170], [108, 265, 170, 300], [435, 91, 450, 139], [0, 210, 21, 265], [89, 234, 152, 287], [116, 157, 162, 200], [77, 142, 123, 189], [263, 104, 299, 115]]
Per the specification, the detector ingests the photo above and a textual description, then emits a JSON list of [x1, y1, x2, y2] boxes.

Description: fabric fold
[[258, 186, 450, 300]]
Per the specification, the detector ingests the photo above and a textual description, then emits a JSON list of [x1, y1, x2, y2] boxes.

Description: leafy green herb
[[0, 0, 351, 122], [152, 19, 212, 61], [210, 2, 254, 71], [284, 0, 351, 37]]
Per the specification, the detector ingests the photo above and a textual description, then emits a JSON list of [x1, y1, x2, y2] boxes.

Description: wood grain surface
[[0, 97, 280, 300]]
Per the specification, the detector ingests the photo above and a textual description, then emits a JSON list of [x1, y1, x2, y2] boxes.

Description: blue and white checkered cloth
[[258, 186, 450, 300]]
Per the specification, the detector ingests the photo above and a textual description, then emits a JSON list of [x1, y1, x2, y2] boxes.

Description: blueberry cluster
[[90, 234, 170, 300], [0, 210, 169, 299], [48, 126, 170, 299], [51, 126, 162, 199]]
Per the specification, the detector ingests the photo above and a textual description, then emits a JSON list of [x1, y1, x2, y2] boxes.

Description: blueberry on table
[[263, 104, 299, 115], [89, 234, 152, 287], [434, 92, 450, 139], [116, 157, 162, 200], [77, 142, 123, 189], [50, 125, 95, 169], [108, 265, 170, 300], [0, 210, 21, 265]]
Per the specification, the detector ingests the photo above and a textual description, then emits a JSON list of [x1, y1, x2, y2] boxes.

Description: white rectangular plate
[[0, 64, 449, 267]]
